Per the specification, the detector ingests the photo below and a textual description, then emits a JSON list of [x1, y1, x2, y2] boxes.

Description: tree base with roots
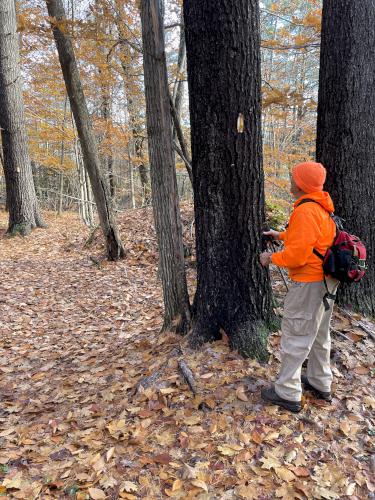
[[7, 217, 47, 237], [188, 315, 270, 362]]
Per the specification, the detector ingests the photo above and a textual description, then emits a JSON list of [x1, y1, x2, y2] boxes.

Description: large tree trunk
[[0, 0, 45, 236], [140, 0, 191, 332], [184, 0, 272, 358], [316, 0, 375, 317], [46, 0, 125, 260]]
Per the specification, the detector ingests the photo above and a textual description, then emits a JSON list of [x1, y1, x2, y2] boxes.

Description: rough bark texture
[[46, 0, 125, 260], [316, 0, 375, 317], [184, 0, 272, 358], [140, 0, 191, 332], [0, 0, 45, 236]]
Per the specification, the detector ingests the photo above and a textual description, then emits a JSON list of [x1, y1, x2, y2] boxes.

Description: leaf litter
[[0, 206, 374, 499]]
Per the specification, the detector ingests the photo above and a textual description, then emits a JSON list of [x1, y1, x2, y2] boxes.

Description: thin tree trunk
[[184, 0, 273, 358], [100, 83, 116, 200], [140, 0, 191, 332], [85, 168, 94, 225], [316, 0, 375, 317], [127, 143, 136, 209], [46, 0, 125, 260], [172, 16, 186, 141], [0, 0, 45, 235], [134, 137, 150, 205], [169, 93, 193, 183], [113, 6, 151, 208], [108, 157, 115, 199], [58, 96, 68, 215]]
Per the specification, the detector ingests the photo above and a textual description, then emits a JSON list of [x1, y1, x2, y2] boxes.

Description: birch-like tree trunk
[[46, 0, 125, 260], [0, 0, 45, 235]]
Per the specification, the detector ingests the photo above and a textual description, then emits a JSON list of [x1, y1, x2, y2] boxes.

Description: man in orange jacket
[[259, 161, 338, 413]]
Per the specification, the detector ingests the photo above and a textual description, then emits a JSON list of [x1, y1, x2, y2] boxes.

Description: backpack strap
[[296, 198, 322, 209], [323, 277, 337, 311], [313, 248, 325, 260], [297, 198, 343, 229]]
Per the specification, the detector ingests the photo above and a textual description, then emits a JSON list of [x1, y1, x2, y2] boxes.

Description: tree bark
[[172, 16, 186, 141], [0, 0, 45, 236], [316, 0, 375, 317], [134, 137, 150, 205], [45, 0, 125, 260], [169, 93, 193, 184], [184, 0, 273, 358], [57, 96, 68, 215], [140, 0, 191, 332]]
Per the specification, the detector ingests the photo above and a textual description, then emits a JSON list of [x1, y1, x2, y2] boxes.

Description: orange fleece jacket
[[271, 191, 336, 282]]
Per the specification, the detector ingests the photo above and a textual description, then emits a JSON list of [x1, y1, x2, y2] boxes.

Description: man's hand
[[263, 229, 281, 241], [260, 251, 273, 267]]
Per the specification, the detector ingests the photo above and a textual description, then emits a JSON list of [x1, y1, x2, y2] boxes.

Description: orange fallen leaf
[[172, 479, 182, 492], [251, 430, 263, 444], [353, 366, 369, 375]]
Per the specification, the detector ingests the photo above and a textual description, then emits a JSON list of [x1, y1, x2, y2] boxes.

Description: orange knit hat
[[292, 161, 326, 193]]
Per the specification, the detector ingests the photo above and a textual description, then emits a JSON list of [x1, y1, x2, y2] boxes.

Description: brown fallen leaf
[[153, 453, 172, 464], [353, 366, 369, 375], [339, 419, 351, 436], [182, 463, 197, 480], [218, 444, 243, 456], [236, 385, 249, 402], [191, 479, 208, 492], [0, 428, 16, 437], [235, 484, 258, 499], [122, 481, 138, 493], [172, 479, 182, 492], [251, 430, 263, 444], [290, 466, 310, 478], [88, 487, 106, 499], [275, 467, 296, 482], [2, 472, 24, 489]]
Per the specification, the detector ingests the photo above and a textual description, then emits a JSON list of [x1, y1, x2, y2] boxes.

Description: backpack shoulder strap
[[297, 198, 323, 209], [297, 198, 337, 228], [313, 248, 324, 260]]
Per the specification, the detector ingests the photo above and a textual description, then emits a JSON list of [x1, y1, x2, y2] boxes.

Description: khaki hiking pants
[[275, 278, 339, 402]]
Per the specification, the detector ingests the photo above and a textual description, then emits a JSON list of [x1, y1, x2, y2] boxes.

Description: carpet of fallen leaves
[[0, 206, 374, 500]]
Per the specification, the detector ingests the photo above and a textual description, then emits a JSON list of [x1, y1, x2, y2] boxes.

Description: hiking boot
[[301, 375, 332, 402], [261, 385, 302, 413]]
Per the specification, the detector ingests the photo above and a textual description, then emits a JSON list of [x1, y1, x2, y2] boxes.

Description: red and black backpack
[[297, 198, 367, 308]]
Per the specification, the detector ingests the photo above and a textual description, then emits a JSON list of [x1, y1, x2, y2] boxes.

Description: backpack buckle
[[358, 259, 367, 270]]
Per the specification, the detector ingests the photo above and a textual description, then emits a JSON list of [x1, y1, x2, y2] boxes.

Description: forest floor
[[0, 206, 374, 500]]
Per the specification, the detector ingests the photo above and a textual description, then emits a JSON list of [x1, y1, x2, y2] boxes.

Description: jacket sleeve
[[271, 208, 322, 269]]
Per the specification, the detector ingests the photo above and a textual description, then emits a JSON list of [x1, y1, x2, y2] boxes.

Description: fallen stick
[[331, 328, 353, 342], [337, 307, 375, 342], [178, 359, 198, 395], [136, 369, 163, 393]]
